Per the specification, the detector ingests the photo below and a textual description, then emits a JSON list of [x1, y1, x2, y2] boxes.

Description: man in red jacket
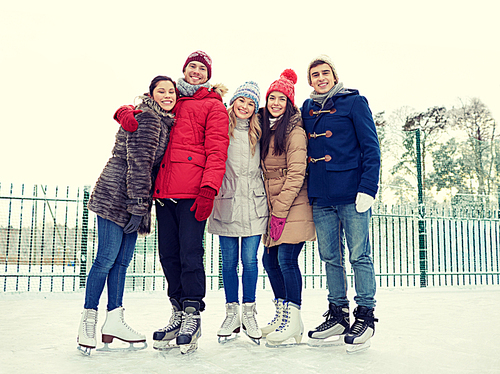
[[115, 50, 229, 354]]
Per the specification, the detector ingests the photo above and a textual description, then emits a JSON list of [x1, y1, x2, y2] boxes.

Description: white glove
[[355, 192, 374, 213]]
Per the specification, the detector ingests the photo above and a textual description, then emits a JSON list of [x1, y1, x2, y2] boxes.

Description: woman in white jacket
[[208, 81, 268, 344]]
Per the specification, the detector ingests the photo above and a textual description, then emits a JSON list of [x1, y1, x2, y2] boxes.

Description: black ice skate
[[307, 303, 349, 347], [153, 299, 182, 351], [176, 300, 201, 355], [344, 306, 378, 354]]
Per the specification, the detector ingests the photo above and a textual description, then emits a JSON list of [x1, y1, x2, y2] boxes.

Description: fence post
[[415, 129, 428, 287], [79, 186, 91, 288]]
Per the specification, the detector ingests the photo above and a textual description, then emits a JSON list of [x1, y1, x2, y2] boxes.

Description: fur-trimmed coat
[[261, 108, 316, 247], [88, 96, 174, 235], [153, 84, 230, 199]]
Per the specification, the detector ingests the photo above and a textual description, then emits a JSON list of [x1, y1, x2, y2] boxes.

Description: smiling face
[[152, 80, 176, 111], [309, 63, 337, 94], [233, 97, 255, 120], [267, 91, 287, 118], [183, 61, 209, 85]]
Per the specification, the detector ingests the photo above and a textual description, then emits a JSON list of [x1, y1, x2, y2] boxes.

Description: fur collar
[[211, 83, 228, 98]]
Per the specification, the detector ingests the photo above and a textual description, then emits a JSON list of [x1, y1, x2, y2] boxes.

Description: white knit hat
[[307, 55, 339, 85]]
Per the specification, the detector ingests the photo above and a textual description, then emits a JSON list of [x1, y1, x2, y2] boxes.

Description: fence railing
[[1, 182, 499, 292]]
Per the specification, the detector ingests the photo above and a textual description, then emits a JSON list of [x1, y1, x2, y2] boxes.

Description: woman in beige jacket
[[259, 69, 316, 347]]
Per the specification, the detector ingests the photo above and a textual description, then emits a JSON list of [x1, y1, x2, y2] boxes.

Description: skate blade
[[247, 336, 261, 345], [307, 335, 345, 347], [265, 336, 304, 348], [242, 330, 261, 345], [346, 339, 371, 354], [96, 341, 147, 352], [77, 345, 93, 356], [153, 341, 179, 351], [179, 342, 198, 355], [218, 333, 239, 344]]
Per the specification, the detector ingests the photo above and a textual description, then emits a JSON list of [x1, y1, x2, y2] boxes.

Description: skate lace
[[315, 308, 347, 331], [166, 311, 183, 331], [179, 312, 199, 335], [267, 301, 282, 326], [83, 310, 97, 338], [119, 314, 142, 336], [276, 306, 290, 330], [221, 311, 238, 329], [350, 319, 366, 335], [243, 307, 258, 331]]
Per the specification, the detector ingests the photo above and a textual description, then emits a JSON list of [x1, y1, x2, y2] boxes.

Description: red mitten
[[114, 105, 141, 132], [190, 186, 217, 221], [270, 215, 286, 241]]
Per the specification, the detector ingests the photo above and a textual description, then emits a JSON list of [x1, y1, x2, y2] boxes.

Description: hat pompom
[[280, 69, 297, 84]]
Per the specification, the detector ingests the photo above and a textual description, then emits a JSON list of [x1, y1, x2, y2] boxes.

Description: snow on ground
[[1, 286, 499, 374]]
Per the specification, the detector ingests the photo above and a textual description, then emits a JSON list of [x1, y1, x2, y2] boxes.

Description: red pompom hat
[[266, 69, 297, 106]]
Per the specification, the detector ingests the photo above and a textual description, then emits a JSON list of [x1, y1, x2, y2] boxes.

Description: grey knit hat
[[229, 81, 260, 113], [307, 55, 339, 85]]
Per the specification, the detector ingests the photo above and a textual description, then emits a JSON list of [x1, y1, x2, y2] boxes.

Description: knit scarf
[[235, 117, 249, 130], [269, 115, 282, 129], [177, 78, 211, 97], [310, 82, 344, 109]]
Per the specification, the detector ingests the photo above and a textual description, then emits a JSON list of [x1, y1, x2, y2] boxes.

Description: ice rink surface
[[1, 286, 499, 374]]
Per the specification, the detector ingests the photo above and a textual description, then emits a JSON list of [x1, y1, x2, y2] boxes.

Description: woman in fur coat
[[258, 69, 316, 347], [207, 81, 268, 344], [77, 76, 176, 355]]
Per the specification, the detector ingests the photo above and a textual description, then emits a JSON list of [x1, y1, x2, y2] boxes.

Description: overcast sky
[[1, 0, 499, 187]]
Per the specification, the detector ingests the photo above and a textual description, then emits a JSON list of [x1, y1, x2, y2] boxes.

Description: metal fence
[[1, 182, 499, 292]]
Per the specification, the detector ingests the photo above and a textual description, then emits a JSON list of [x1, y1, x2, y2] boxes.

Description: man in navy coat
[[302, 55, 380, 352]]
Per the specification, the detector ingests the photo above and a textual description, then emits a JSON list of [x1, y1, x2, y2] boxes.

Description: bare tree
[[450, 98, 497, 195]]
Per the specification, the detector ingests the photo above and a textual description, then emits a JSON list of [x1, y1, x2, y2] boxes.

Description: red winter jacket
[[153, 84, 229, 199]]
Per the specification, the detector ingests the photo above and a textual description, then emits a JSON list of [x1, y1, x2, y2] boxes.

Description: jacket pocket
[[325, 162, 360, 199], [170, 148, 206, 168], [252, 188, 268, 217], [213, 188, 236, 223]]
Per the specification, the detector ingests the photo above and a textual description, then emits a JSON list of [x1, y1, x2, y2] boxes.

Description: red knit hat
[[266, 69, 297, 106], [182, 50, 212, 80]]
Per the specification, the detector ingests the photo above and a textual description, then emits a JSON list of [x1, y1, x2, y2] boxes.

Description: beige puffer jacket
[[261, 110, 316, 247]]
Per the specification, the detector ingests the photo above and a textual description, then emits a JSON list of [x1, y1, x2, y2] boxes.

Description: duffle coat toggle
[[309, 108, 336, 116], [308, 130, 332, 139], [308, 155, 332, 164]]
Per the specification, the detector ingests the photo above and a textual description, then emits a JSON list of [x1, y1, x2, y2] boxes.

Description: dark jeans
[[262, 242, 304, 306], [156, 199, 207, 311]]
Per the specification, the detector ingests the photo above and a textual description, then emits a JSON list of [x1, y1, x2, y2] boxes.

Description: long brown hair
[[260, 99, 296, 161]]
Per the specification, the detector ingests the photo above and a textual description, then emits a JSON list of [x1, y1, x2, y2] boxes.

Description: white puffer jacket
[[207, 118, 268, 237]]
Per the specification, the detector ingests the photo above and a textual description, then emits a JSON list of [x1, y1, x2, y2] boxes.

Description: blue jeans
[[84, 216, 137, 311], [262, 242, 304, 306], [219, 235, 261, 304], [313, 201, 376, 309]]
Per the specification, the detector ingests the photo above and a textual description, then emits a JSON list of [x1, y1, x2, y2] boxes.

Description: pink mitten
[[270, 215, 286, 241]]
